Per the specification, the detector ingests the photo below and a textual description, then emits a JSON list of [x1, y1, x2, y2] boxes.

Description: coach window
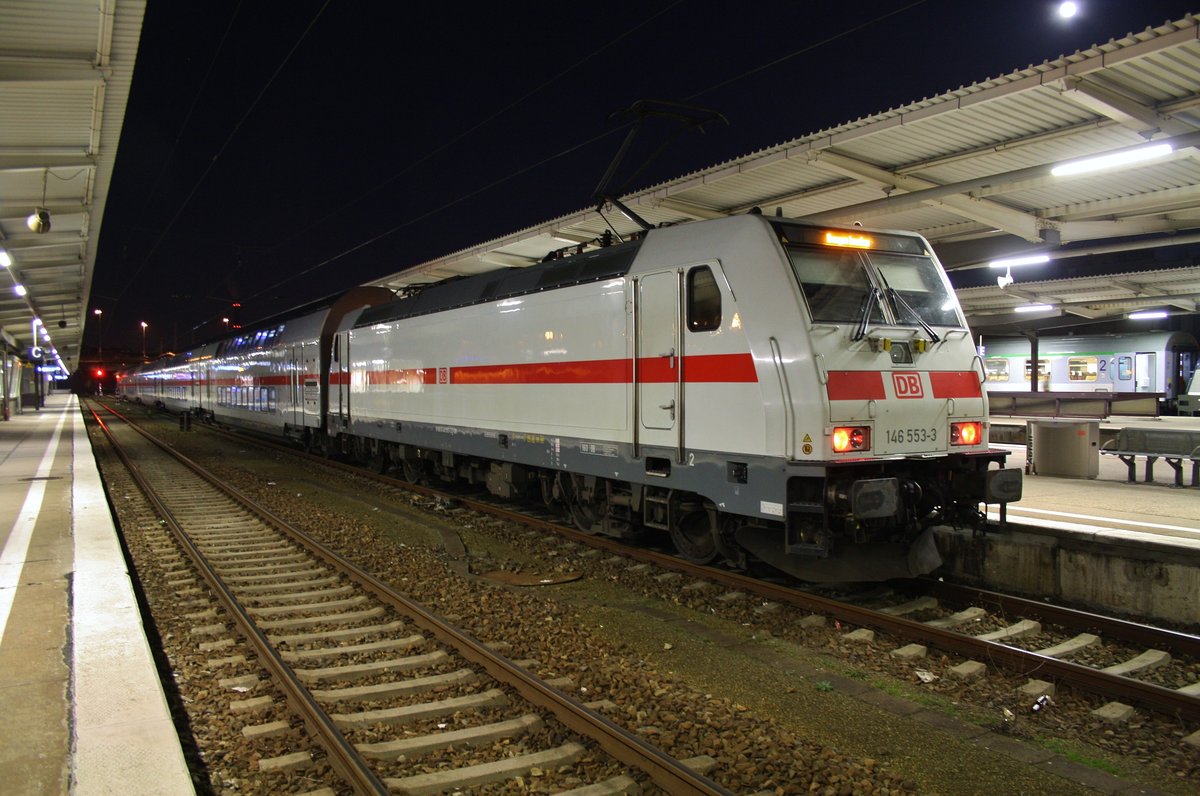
[[687, 266, 721, 332], [984, 358, 1009, 382], [1117, 356, 1133, 380], [1068, 356, 1097, 382], [1024, 359, 1049, 382]]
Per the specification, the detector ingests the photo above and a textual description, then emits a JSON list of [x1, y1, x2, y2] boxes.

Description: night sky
[[90, 0, 1200, 357]]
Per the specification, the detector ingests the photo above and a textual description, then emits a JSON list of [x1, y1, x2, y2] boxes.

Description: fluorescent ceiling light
[[1128, 310, 1168, 320], [989, 254, 1049, 268], [13, 284, 26, 297], [0, 249, 10, 268], [1014, 304, 1054, 313], [1051, 143, 1173, 177]]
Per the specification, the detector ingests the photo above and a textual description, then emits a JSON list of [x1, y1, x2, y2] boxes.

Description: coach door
[[1135, 352, 1157, 393], [634, 270, 682, 462], [286, 344, 302, 428], [299, 341, 320, 425]]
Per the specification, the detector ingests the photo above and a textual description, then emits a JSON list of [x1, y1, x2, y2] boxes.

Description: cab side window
[[687, 266, 721, 332]]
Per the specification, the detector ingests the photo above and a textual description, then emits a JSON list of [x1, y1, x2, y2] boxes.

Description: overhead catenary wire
[[114, 0, 331, 304], [246, 0, 932, 306], [168, 0, 931, 336]]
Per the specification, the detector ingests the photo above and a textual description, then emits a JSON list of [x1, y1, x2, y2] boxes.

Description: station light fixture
[[0, 249, 10, 268], [26, 208, 50, 234], [1050, 142, 1174, 177], [26, 168, 51, 233], [1128, 310, 1168, 320], [1013, 303, 1054, 313], [988, 254, 1050, 268]]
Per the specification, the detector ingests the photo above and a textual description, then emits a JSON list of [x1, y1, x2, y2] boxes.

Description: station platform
[[0, 392, 193, 795], [989, 414, 1200, 551]]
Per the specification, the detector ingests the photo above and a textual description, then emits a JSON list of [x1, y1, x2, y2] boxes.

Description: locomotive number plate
[[883, 426, 939, 452]]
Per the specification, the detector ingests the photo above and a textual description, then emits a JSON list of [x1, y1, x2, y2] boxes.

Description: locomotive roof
[[356, 239, 643, 327]]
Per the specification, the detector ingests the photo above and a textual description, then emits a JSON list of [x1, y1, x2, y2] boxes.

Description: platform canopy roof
[[368, 15, 1200, 337], [0, 0, 144, 373]]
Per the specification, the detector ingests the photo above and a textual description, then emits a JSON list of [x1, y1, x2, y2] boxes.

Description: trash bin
[[1026, 419, 1099, 478]]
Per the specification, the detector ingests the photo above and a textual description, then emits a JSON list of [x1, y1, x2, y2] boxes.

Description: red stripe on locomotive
[[826, 371, 886, 400], [358, 353, 758, 385], [929, 371, 982, 398]]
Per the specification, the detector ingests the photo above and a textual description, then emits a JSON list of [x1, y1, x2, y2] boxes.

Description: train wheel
[[670, 503, 719, 564], [402, 460, 424, 484], [539, 473, 556, 507], [558, 473, 601, 533]]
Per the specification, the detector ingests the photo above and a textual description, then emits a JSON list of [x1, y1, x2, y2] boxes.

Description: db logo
[[438, 367, 449, 384], [892, 372, 924, 398]]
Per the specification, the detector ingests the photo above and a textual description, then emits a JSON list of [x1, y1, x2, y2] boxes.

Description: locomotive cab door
[[635, 270, 682, 460]]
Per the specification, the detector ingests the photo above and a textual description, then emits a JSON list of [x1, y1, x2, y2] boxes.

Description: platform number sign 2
[[892, 372, 924, 398]]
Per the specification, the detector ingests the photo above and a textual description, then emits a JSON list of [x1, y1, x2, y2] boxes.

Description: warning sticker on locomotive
[[760, 501, 784, 517], [580, 442, 618, 457]]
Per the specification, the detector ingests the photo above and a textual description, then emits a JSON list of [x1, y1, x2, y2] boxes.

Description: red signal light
[[951, 421, 982, 446], [832, 426, 870, 453], [94, 368, 105, 378]]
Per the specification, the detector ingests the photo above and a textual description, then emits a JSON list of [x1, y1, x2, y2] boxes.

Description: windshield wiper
[[852, 287, 880, 342], [886, 287, 941, 344]]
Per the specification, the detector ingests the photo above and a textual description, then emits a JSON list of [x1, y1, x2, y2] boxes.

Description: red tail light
[[832, 426, 870, 453], [951, 421, 982, 446]]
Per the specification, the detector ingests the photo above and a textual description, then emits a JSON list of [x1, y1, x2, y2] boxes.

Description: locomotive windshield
[[784, 244, 963, 329], [787, 247, 886, 324]]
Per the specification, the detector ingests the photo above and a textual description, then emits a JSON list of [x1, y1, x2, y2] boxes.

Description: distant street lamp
[[93, 308, 103, 357], [140, 321, 148, 360]]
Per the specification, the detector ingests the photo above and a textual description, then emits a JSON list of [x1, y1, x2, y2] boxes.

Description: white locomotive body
[[120, 216, 1021, 581], [329, 215, 1020, 580]]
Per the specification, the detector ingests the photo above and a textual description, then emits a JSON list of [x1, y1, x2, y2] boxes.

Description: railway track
[[163, 404, 1200, 725], [189, 421, 1200, 725], [830, 580, 1200, 718], [86, 399, 735, 795], [96, 398, 1200, 783]]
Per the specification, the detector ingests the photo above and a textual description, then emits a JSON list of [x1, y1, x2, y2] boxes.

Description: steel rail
[[918, 579, 1200, 659], [92, 401, 735, 796], [85, 404, 390, 795], [460, 499, 1200, 723]]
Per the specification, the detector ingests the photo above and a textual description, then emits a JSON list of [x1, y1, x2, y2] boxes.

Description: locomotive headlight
[[950, 421, 982, 446], [832, 426, 870, 453]]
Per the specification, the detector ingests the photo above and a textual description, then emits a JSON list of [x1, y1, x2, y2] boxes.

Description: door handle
[[659, 399, 676, 420], [661, 347, 676, 369]]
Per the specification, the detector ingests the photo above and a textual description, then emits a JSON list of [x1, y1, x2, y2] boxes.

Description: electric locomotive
[[119, 215, 1021, 581], [322, 214, 1021, 581]]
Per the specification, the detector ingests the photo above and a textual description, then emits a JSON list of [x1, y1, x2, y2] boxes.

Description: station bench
[[1099, 428, 1200, 487]]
